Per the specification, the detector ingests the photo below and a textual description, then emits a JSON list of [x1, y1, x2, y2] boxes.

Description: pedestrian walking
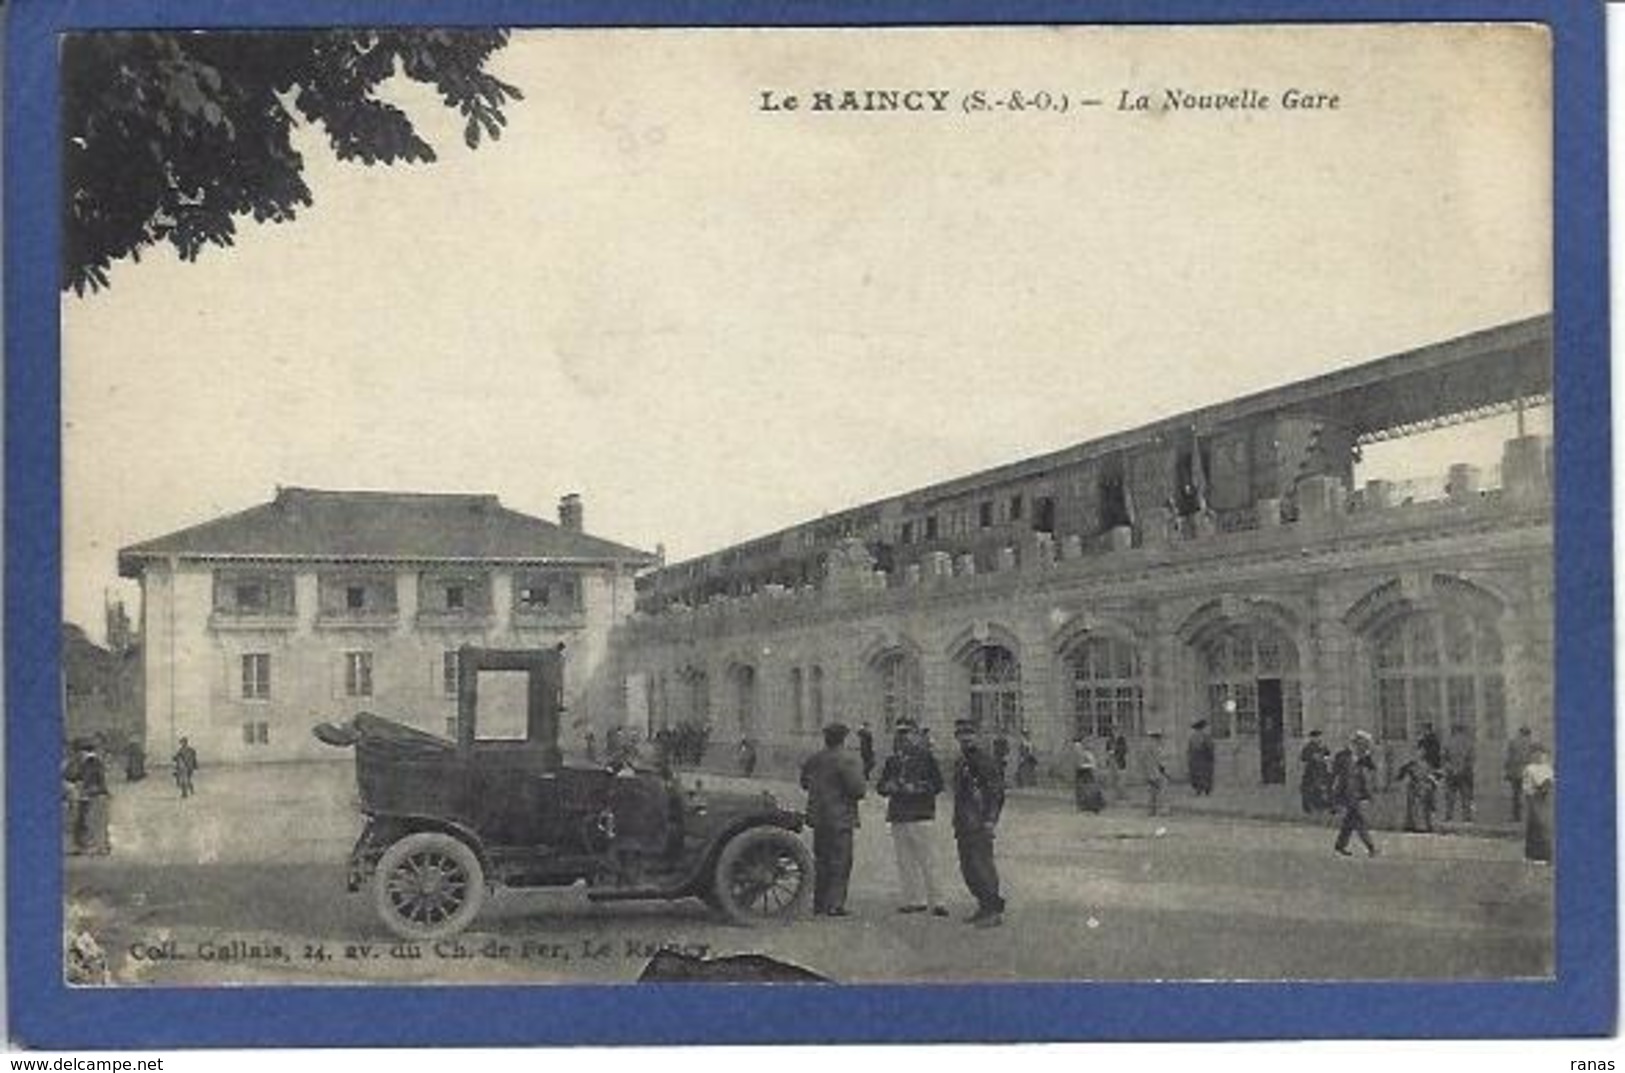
[[799, 722, 867, 917], [1331, 730, 1379, 857], [75, 740, 112, 855], [62, 743, 87, 855], [1138, 732, 1169, 816], [172, 736, 199, 799], [875, 719, 948, 917], [1299, 730, 1331, 814], [1442, 723, 1475, 822], [1521, 745, 1554, 864], [1394, 745, 1439, 833], [1070, 735, 1105, 813], [1504, 726, 1535, 822], [951, 719, 1006, 927], [1186, 719, 1215, 796], [737, 737, 758, 778], [857, 721, 876, 783]]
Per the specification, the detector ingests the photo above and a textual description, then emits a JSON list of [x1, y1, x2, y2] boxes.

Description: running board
[[587, 886, 692, 902]]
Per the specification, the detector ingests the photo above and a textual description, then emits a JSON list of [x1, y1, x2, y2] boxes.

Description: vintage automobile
[[314, 646, 812, 940]]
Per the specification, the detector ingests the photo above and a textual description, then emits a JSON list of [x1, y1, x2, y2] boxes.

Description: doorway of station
[[1258, 678, 1286, 784]]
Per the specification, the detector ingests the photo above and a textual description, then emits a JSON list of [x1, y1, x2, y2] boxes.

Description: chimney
[[559, 493, 583, 533]]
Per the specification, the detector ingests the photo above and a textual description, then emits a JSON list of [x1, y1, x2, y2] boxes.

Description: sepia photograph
[[53, 21, 1563, 1001]]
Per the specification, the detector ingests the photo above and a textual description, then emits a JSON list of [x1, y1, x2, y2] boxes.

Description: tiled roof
[[118, 488, 655, 577]]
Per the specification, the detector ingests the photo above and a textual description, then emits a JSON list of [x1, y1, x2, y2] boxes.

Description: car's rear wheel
[[373, 831, 486, 940], [710, 827, 813, 925]]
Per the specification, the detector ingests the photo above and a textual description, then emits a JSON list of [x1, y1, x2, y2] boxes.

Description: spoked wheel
[[710, 827, 813, 925], [372, 832, 486, 940]]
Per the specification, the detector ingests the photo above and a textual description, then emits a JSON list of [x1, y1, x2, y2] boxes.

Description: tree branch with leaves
[[62, 29, 523, 294]]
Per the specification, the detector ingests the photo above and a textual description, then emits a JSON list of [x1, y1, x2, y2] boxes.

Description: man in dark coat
[[76, 741, 112, 855], [799, 723, 867, 917], [856, 722, 876, 783], [951, 719, 1006, 927], [172, 736, 199, 799], [1417, 723, 1443, 771]]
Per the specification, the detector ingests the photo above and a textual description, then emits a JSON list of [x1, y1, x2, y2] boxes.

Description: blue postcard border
[[6, 0, 1612, 1048]]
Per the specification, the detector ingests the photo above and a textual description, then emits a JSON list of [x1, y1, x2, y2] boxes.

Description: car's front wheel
[[710, 827, 813, 925], [372, 831, 486, 940]]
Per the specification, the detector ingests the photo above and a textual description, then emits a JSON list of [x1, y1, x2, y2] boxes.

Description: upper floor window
[[1009, 494, 1024, 521], [418, 572, 491, 617], [442, 651, 461, 698], [979, 501, 994, 529], [318, 572, 397, 618], [214, 572, 294, 617], [514, 572, 584, 614]]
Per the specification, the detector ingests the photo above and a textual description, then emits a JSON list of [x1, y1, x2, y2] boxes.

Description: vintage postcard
[[14, 7, 1613, 1047]]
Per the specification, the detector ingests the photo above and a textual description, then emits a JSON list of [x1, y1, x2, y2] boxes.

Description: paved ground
[[63, 760, 1552, 986]]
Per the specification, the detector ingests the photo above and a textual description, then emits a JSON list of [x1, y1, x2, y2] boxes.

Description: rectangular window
[[924, 515, 939, 541], [790, 668, 804, 732], [515, 573, 583, 613], [810, 666, 824, 726], [346, 586, 366, 611], [236, 584, 267, 612], [345, 652, 374, 698], [1009, 494, 1024, 521], [242, 721, 269, 746], [900, 521, 914, 545], [241, 653, 271, 700], [1034, 496, 1057, 534], [979, 501, 994, 529], [443, 652, 460, 698], [445, 585, 465, 611]]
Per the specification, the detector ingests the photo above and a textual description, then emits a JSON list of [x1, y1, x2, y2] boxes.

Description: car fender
[[359, 813, 493, 873], [687, 809, 806, 894]]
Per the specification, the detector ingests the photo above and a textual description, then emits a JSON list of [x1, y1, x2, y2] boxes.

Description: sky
[[61, 25, 1552, 640]]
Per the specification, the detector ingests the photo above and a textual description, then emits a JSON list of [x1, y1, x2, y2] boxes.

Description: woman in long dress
[[1521, 746, 1554, 864]]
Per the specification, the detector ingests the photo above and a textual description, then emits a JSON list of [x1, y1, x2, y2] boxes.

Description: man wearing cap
[[875, 718, 947, 916], [799, 722, 867, 917], [1332, 730, 1379, 857], [951, 719, 1006, 927]]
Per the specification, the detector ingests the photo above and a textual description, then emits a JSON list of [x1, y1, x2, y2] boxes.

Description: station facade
[[610, 316, 1555, 800]]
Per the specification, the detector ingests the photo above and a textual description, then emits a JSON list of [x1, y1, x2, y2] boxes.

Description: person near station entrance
[[1521, 744, 1554, 864], [1394, 744, 1439, 833], [799, 722, 867, 917], [857, 721, 877, 783], [1442, 723, 1476, 823], [1108, 728, 1130, 800], [1299, 730, 1332, 814], [1014, 728, 1039, 788], [75, 739, 112, 855], [951, 719, 1006, 927], [736, 736, 758, 778], [1138, 731, 1170, 817], [1186, 719, 1216, 796], [1331, 730, 1379, 857], [875, 717, 947, 916], [172, 736, 199, 799], [1070, 734, 1104, 813], [1504, 726, 1536, 822], [1417, 722, 1443, 772]]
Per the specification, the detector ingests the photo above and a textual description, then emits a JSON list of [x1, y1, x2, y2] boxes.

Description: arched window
[[1374, 608, 1505, 743], [1200, 624, 1303, 739], [875, 651, 924, 732], [967, 644, 1022, 733], [1065, 635, 1144, 739]]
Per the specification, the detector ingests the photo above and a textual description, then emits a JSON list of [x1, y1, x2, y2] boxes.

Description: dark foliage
[[62, 29, 522, 294]]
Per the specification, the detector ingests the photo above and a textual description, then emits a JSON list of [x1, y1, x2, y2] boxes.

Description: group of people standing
[[62, 735, 201, 857], [799, 718, 1008, 928], [1301, 723, 1554, 864]]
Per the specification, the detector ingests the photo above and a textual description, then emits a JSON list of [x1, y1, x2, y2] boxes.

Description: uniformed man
[[799, 722, 867, 917], [951, 719, 1006, 927]]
